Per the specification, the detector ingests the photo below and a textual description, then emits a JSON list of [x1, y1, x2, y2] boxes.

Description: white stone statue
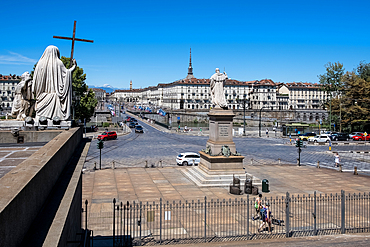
[[32, 45, 76, 121], [210, 68, 228, 109], [11, 72, 34, 120]]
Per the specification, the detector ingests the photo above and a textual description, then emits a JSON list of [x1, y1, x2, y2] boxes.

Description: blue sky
[[1, 0, 370, 89]]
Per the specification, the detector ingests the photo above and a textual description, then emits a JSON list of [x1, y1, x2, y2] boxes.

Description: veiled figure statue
[[32, 45, 76, 121], [210, 68, 228, 109], [11, 72, 34, 120]]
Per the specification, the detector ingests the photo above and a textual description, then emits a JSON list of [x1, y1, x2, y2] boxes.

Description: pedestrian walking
[[335, 152, 340, 167], [266, 128, 269, 137], [252, 194, 263, 220], [258, 202, 272, 233]]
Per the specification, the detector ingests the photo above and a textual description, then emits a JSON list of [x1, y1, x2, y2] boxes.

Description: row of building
[[110, 79, 327, 112], [109, 50, 328, 112]]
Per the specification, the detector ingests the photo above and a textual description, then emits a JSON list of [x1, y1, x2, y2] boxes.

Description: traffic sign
[[365, 132, 368, 137]]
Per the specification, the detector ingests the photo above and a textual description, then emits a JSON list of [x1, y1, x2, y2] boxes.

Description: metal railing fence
[[86, 190, 370, 246]]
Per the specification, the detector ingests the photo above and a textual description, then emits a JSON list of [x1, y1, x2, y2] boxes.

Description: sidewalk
[[163, 233, 370, 247]]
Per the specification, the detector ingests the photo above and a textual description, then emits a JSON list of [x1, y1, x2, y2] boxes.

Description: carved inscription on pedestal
[[219, 124, 229, 137]]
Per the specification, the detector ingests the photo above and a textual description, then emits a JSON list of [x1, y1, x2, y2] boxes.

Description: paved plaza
[[83, 115, 370, 245], [82, 163, 370, 236]]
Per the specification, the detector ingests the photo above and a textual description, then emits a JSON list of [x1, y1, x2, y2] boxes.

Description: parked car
[[129, 122, 137, 128], [135, 125, 144, 133], [176, 152, 200, 166], [330, 133, 350, 141], [352, 133, 370, 141], [308, 134, 331, 143], [97, 131, 117, 141], [129, 118, 136, 122], [298, 132, 316, 141], [349, 132, 363, 138]]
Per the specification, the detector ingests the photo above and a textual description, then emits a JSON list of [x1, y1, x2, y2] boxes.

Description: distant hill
[[88, 84, 128, 93]]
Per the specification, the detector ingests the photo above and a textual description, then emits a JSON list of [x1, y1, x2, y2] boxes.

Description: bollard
[[354, 166, 358, 175], [251, 158, 253, 165], [317, 161, 320, 168], [112, 161, 115, 170], [145, 160, 148, 168], [278, 158, 281, 165], [94, 162, 97, 170]]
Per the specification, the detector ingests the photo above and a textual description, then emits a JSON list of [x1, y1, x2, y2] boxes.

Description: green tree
[[332, 71, 370, 132], [356, 61, 370, 82], [318, 62, 345, 93], [318, 62, 345, 131]]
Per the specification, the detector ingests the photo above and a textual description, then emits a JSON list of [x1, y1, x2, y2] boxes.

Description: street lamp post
[[238, 95, 247, 136], [243, 95, 246, 136], [259, 106, 267, 137]]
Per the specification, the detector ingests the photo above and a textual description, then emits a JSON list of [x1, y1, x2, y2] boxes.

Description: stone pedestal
[[181, 107, 250, 187], [207, 108, 236, 155], [199, 151, 244, 174], [0, 119, 71, 131]]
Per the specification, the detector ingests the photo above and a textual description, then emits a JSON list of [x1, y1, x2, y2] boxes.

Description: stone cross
[[53, 20, 94, 68]]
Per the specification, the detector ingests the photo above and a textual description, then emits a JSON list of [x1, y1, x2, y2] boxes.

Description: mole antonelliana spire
[[186, 48, 194, 79]]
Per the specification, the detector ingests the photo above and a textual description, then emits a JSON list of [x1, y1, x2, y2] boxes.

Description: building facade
[[0, 74, 20, 114]]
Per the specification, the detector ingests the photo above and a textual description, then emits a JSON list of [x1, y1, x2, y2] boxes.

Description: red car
[[97, 131, 117, 141], [352, 133, 370, 141]]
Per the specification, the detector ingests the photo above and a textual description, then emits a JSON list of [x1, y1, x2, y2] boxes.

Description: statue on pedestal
[[210, 68, 228, 109], [32, 45, 76, 121], [11, 72, 34, 120]]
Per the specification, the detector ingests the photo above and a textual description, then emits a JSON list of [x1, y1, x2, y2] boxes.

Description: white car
[[308, 134, 331, 143], [176, 152, 200, 166]]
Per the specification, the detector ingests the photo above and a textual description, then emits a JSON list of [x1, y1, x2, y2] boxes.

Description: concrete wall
[[43, 141, 90, 247], [0, 130, 63, 143], [0, 127, 82, 247]]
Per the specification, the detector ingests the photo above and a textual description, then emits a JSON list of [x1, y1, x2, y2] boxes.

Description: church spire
[[186, 48, 194, 79]]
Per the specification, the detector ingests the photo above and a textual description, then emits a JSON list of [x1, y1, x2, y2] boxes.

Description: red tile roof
[[0, 74, 21, 81]]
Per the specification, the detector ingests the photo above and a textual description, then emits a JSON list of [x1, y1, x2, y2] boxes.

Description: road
[[84, 115, 370, 174]]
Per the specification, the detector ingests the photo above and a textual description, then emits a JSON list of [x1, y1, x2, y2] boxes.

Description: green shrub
[[103, 122, 110, 128]]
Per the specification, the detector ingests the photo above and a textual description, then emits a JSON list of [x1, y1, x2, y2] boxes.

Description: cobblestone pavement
[[84, 114, 370, 176]]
